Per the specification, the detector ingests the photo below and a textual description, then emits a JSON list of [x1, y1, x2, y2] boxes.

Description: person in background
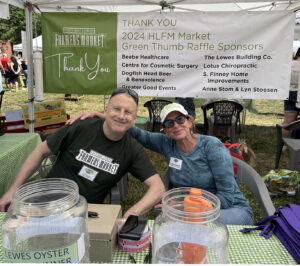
[[0, 54, 10, 89], [0, 88, 165, 217], [67, 103, 253, 225], [16, 55, 24, 89], [0, 59, 4, 92], [8, 56, 21, 92], [176, 97, 196, 122], [21, 58, 28, 88], [282, 48, 300, 138]]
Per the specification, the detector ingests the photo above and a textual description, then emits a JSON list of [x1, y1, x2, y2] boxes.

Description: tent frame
[[25, 3, 35, 133]]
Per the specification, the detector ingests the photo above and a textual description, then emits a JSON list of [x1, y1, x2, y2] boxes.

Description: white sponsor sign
[[117, 11, 295, 99]]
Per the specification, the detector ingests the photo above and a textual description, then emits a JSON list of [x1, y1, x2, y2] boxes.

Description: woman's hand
[[66, 110, 105, 125]]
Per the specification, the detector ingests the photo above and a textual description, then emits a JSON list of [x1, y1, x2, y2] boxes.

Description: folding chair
[[144, 99, 172, 132], [275, 120, 300, 170], [202, 100, 243, 142], [231, 156, 275, 217]]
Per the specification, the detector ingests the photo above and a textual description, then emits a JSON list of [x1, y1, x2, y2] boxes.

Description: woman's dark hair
[[294, 47, 300, 60], [10, 56, 18, 72]]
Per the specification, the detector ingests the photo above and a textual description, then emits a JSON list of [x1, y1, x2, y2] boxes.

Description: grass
[[1, 89, 299, 223]]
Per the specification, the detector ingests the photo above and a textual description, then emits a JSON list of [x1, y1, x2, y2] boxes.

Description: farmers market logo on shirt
[[76, 149, 119, 174]]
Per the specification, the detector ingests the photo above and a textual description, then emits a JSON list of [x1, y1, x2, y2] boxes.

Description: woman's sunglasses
[[162, 115, 188, 128]]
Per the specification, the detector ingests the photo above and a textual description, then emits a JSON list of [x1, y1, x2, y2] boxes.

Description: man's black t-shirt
[[46, 118, 156, 203]]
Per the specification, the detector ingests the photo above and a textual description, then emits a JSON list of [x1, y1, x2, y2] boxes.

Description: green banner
[[42, 12, 117, 94]]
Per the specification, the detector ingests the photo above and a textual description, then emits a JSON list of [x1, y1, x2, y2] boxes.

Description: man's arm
[[123, 174, 165, 218], [0, 141, 53, 212]]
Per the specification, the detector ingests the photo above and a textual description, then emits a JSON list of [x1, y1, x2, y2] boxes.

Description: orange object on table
[[182, 188, 213, 264]]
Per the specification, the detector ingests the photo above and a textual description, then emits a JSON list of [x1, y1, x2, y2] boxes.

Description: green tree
[[0, 5, 41, 46]]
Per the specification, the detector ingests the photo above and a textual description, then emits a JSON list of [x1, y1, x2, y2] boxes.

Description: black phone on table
[[119, 215, 148, 241]]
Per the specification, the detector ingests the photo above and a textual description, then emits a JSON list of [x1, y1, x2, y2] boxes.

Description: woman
[[68, 102, 253, 225], [8, 56, 21, 92]]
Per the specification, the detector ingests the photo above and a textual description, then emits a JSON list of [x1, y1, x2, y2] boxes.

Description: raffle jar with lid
[[152, 187, 229, 264], [2, 178, 90, 263]]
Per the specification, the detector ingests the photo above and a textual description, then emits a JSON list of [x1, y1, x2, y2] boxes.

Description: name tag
[[169, 157, 182, 170], [78, 165, 98, 181]]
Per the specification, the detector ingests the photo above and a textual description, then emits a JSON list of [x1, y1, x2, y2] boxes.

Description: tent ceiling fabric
[[5, 0, 24, 9], [5, 0, 300, 12], [0, 2, 9, 19]]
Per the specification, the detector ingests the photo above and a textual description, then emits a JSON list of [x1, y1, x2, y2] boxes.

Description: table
[[0, 133, 41, 197], [113, 222, 296, 264], [0, 214, 296, 264]]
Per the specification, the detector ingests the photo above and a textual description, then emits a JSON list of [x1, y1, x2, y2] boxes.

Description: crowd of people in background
[[0, 53, 28, 92]]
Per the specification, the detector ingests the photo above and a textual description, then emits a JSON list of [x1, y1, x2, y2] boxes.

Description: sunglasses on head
[[110, 88, 139, 105], [163, 115, 188, 128]]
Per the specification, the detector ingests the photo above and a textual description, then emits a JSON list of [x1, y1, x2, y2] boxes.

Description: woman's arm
[[66, 111, 104, 125], [205, 140, 236, 208], [15, 65, 21, 75], [66, 111, 170, 155], [129, 126, 169, 155]]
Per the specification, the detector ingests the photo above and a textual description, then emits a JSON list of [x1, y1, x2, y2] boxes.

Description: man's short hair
[[110, 88, 139, 106]]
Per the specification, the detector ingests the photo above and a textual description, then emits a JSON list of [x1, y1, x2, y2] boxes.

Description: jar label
[[10, 215, 84, 243], [3, 233, 85, 263]]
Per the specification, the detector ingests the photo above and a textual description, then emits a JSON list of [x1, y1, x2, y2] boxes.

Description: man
[[0, 54, 9, 89], [0, 59, 4, 92], [0, 88, 165, 217]]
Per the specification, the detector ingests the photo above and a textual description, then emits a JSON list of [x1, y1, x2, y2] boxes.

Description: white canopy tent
[[14, 35, 42, 52], [4, 0, 300, 12], [3, 0, 300, 132]]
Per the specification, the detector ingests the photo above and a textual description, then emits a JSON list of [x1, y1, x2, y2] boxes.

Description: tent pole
[[25, 3, 35, 133]]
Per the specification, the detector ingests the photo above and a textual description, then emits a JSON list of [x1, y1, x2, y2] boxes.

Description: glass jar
[[2, 178, 89, 263], [152, 187, 229, 264]]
